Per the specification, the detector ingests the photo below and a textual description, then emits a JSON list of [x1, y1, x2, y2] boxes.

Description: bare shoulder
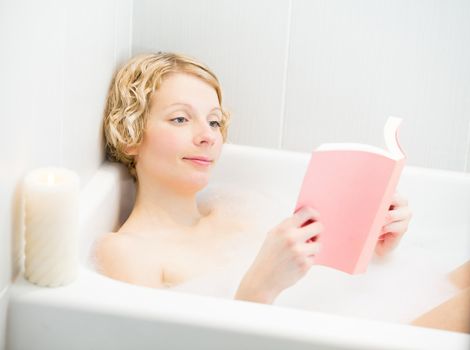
[[92, 232, 136, 276], [93, 232, 165, 288], [93, 232, 133, 265]]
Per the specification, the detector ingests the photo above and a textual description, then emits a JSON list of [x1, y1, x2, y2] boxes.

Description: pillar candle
[[23, 167, 80, 287]]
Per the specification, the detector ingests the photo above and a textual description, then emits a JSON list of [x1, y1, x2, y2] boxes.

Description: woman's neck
[[119, 180, 211, 235]]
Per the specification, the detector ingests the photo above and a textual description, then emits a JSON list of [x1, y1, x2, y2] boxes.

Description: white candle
[[23, 167, 80, 287]]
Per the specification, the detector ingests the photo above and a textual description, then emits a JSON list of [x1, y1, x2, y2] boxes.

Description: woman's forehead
[[150, 73, 220, 112]]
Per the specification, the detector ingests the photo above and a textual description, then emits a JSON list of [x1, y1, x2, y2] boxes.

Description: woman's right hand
[[235, 206, 323, 304]]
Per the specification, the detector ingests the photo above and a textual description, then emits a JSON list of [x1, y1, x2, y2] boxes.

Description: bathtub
[[6, 143, 470, 350]]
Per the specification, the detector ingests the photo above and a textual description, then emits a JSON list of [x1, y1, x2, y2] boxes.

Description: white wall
[[0, 0, 132, 348], [133, 0, 470, 172]]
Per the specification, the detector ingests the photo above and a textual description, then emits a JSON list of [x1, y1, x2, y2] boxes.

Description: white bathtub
[[6, 143, 470, 350]]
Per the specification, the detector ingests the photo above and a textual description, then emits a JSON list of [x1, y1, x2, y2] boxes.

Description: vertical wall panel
[[115, 0, 133, 67], [132, 0, 291, 148], [283, 0, 470, 171], [466, 119, 470, 172], [0, 2, 66, 348], [61, 0, 118, 185], [0, 2, 133, 348]]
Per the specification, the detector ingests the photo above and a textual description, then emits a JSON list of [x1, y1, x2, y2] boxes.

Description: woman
[[96, 52, 468, 333]]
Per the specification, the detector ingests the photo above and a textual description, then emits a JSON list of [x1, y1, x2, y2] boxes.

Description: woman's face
[[132, 73, 224, 194]]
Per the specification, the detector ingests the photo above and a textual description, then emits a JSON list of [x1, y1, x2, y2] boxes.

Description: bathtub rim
[[7, 268, 470, 350]]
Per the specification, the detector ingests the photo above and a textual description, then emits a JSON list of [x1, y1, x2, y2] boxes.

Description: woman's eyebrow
[[165, 102, 192, 110], [210, 107, 223, 115], [165, 103, 222, 115]]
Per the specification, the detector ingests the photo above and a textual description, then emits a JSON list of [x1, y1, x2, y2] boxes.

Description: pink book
[[294, 117, 406, 274]]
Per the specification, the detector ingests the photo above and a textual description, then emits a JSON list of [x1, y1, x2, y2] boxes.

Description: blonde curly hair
[[103, 52, 231, 182]]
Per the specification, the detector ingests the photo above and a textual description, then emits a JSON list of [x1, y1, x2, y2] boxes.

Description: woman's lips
[[183, 158, 213, 166]]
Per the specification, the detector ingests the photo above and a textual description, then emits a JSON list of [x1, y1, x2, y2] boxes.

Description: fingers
[[293, 241, 322, 265], [306, 241, 322, 256], [389, 192, 408, 209], [382, 220, 408, 236], [389, 207, 412, 221], [302, 243, 322, 266], [299, 220, 324, 242], [388, 206, 412, 222], [292, 206, 321, 228]]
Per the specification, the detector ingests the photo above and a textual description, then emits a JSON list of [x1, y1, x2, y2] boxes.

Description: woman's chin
[[178, 176, 210, 194]]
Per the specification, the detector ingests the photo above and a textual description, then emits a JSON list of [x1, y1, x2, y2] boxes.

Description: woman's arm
[[234, 207, 324, 304], [234, 267, 281, 304]]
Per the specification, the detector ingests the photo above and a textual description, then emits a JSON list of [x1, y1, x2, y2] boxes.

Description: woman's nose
[[194, 122, 216, 145]]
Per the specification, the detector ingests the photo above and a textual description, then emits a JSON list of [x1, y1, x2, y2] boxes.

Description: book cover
[[294, 116, 406, 274]]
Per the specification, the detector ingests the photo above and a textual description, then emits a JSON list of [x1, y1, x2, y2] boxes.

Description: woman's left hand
[[375, 192, 413, 257]]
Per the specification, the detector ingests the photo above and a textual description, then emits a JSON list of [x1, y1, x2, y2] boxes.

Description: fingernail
[[295, 207, 306, 215], [297, 206, 316, 217]]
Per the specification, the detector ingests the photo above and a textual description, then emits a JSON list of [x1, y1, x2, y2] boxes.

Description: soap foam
[[172, 184, 462, 325], [275, 244, 460, 324]]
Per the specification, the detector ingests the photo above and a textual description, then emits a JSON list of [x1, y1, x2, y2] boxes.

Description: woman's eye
[[210, 120, 221, 128], [171, 116, 188, 124]]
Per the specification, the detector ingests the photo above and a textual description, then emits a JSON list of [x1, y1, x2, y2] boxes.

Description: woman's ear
[[124, 144, 139, 156]]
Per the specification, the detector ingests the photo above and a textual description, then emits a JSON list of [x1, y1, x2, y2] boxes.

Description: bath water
[[168, 184, 460, 325]]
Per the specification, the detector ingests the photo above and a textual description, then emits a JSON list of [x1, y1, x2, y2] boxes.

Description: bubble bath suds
[[170, 184, 461, 325]]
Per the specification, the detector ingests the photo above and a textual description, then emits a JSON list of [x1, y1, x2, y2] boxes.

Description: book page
[[315, 117, 405, 161]]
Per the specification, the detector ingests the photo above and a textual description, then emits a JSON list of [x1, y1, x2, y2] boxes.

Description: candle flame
[[47, 172, 55, 185]]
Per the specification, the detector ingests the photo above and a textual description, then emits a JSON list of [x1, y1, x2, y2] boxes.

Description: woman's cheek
[[151, 128, 186, 157]]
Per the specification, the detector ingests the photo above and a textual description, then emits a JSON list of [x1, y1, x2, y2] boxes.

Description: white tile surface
[[0, 218, 11, 295], [0, 1, 42, 292], [132, 0, 291, 149], [61, 0, 118, 187], [29, 1, 65, 166], [0, 287, 7, 350], [115, 0, 133, 67], [282, 0, 470, 171], [0, 0, 132, 298], [466, 120, 470, 172]]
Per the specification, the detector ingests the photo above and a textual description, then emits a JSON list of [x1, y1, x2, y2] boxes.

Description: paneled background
[[133, 0, 470, 171], [0, 0, 133, 347], [1, 1, 469, 348]]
